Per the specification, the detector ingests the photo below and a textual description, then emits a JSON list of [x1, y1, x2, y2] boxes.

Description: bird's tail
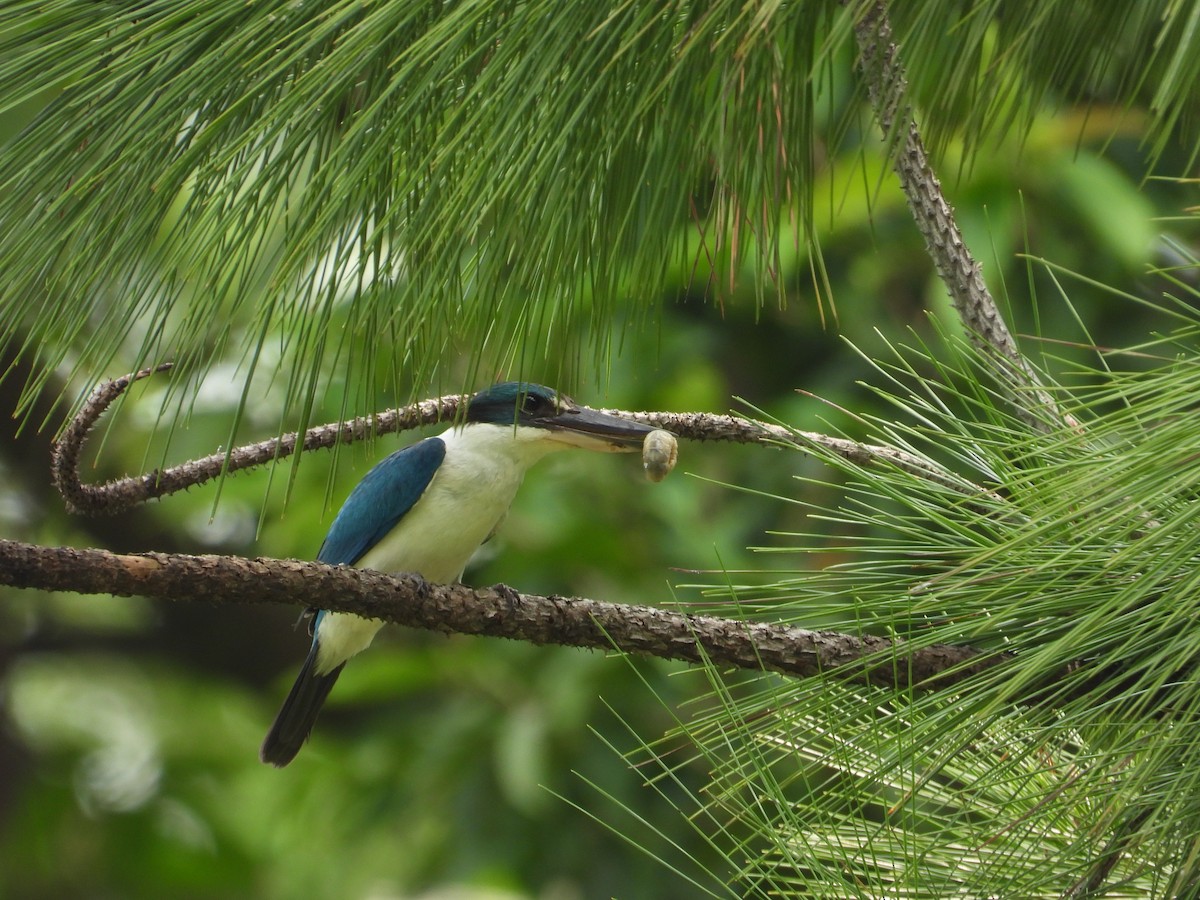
[[260, 643, 345, 767]]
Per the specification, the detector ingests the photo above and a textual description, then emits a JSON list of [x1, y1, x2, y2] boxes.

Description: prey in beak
[[530, 401, 656, 452]]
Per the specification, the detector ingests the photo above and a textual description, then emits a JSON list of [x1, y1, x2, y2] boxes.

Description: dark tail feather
[[260, 644, 345, 767]]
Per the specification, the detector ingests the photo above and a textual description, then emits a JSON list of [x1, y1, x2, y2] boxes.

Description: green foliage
[[3, 1, 1200, 430], [3, 1, 1200, 897], [5, 131, 1194, 894], [626, 306, 1200, 895], [0, 0, 846, 429]]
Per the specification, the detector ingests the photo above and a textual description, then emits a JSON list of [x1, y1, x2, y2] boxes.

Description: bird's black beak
[[538, 406, 655, 452]]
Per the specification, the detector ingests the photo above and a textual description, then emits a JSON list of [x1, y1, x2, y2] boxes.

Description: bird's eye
[[522, 393, 547, 414]]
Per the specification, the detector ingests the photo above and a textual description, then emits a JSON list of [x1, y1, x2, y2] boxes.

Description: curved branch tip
[[50, 361, 175, 516]]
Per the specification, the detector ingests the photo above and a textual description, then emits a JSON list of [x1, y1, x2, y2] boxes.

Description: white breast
[[315, 423, 563, 672]]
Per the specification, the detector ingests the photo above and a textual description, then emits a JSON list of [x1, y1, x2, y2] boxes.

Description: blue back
[[316, 437, 447, 566]]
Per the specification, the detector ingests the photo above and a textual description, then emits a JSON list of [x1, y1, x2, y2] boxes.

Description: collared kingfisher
[[261, 382, 655, 766]]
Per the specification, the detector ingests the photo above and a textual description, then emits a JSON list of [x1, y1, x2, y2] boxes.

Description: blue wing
[[316, 437, 447, 566], [261, 436, 447, 767]]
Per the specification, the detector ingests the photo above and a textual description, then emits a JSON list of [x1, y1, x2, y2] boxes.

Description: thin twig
[[51, 365, 998, 516], [0, 537, 1007, 690]]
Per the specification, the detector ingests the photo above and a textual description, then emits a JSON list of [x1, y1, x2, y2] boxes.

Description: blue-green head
[[465, 381, 652, 450]]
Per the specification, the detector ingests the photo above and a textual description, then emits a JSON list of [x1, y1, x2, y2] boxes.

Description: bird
[[260, 381, 655, 766]]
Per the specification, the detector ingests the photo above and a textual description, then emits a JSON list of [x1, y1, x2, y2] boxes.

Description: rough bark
[[0, 538, 1005, 690], [51, 365, 997, 517], [848, 0, 1069, 431]]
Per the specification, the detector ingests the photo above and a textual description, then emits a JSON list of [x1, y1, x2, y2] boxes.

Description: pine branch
[[50, 363, 471, 517], [1061, 806, 1153, 899], [0, 537, 1004, 690], [848, 0, 1071, 432], [51, 365, 997, 517]]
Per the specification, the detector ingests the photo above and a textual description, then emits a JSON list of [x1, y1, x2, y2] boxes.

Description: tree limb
[[50, 363, 471, 517], [848, 0, 1071, 432], [52, 364, 998, 517], [0, 538, 1005, 691], [1061, 805, 1153, 899]]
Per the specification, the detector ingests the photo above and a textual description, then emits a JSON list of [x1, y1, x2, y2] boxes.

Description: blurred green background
[[3, 24, 1199, 900]]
